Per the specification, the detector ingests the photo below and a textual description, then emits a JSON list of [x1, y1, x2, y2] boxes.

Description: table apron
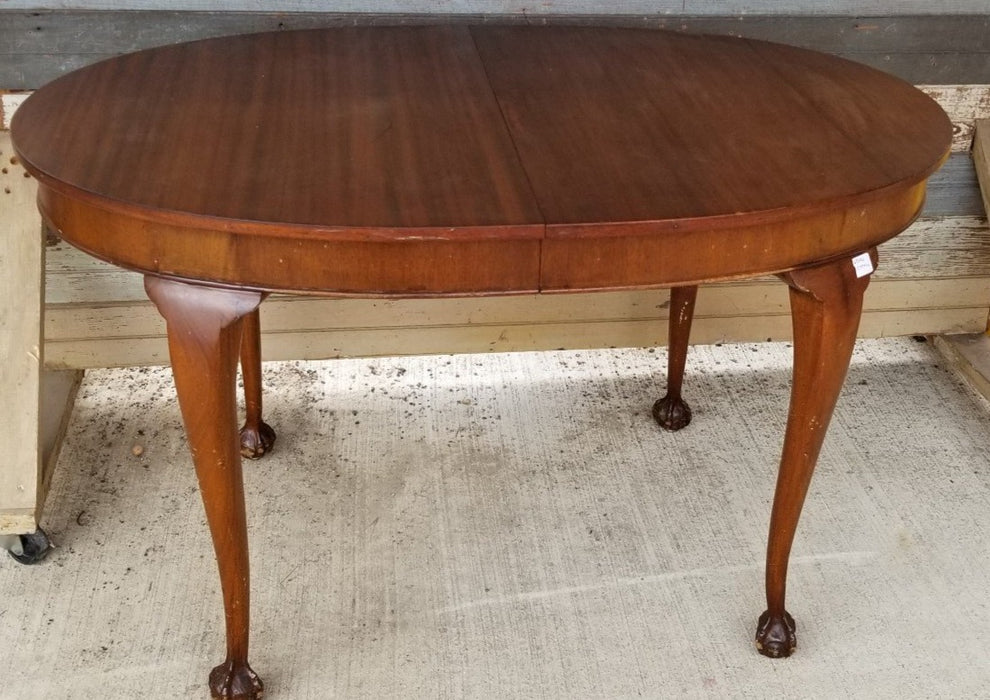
[[36, 180, 926, 296]]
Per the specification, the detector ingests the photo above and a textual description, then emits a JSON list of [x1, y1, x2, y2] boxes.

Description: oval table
[[12, 26, 951, 699]]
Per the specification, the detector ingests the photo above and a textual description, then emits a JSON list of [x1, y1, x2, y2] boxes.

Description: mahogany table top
[[12, 26, 951, 294]]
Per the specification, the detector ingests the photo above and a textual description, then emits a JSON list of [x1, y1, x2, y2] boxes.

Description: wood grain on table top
[[474, 27, 950, 235], [13, 27, 543, 237], [12, 26, 950, 238]]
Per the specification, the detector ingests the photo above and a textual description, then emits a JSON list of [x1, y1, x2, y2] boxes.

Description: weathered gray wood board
[[6, 2, 990, 13], [2, 12, 990, 88], [917, 154, 984, 217]]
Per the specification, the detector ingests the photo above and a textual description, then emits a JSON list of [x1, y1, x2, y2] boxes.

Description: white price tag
[[852, 252, 874, 278]]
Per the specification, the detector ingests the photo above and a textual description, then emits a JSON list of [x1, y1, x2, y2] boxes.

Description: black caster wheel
[[5, 528, 53, 565]]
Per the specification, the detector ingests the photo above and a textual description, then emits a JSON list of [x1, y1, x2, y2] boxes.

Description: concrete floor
[[1, 337, 989, 699]]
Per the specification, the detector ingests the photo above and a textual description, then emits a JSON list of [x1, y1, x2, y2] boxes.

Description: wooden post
[[0, 131, 81, 537], [974, 119, 990, 221], [0, 131, 45, 534], [972, 119, 990, 335]]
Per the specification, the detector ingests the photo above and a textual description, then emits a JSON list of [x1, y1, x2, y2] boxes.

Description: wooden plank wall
[[4, 12, 990, 88], [4, 1, 990, 13], [2, 9, 989, 368]]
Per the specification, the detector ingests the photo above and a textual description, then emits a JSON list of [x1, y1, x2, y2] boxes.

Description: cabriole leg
[[756, 251, 874, 658], [145, 276, 265, 699], [653, 285, 698, 430], [239, 307, 276, 459]]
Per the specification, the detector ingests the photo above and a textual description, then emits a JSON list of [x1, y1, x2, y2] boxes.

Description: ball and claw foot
[[652, 394, 692, 431], [755, 609, 797, 658], [239, 421, 276, 460], [209, 660, 264, 699]]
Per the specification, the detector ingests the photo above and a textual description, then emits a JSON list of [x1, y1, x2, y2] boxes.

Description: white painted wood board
[[0, 94, 30, 130], [921, 86, 990, 153]]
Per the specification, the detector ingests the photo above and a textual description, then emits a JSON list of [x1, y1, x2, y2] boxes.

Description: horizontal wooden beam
[[40, 213, 990, 369], [5, 2, 990, 15], [2, 12, 989, 88], [43, 276, 990, 341], [43, 307, 990, 370]]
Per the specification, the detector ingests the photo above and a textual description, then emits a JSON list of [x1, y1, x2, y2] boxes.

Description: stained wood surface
[[2, 98, 984, 196], [17, 28, 542, 232], [11, 26, 951, 295], [6, 86, 988, 225], [474, 27, 943, 227]]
